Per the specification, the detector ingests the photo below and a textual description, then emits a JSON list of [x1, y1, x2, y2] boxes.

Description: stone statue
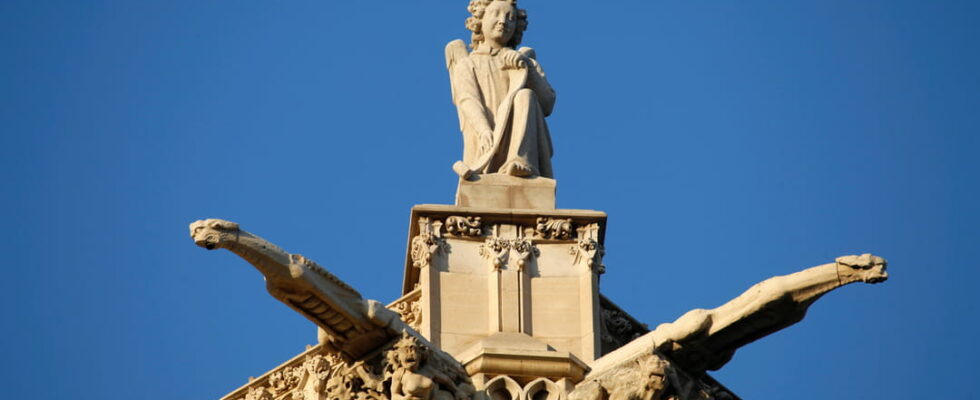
[[387, 332, 471, 400], [447, 0, 556, 179]]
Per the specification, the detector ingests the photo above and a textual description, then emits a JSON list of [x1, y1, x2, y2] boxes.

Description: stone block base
[[456, 174, 556, 210]]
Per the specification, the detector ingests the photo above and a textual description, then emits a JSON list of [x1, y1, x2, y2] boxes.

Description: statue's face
[[482, 1, 517, 46]]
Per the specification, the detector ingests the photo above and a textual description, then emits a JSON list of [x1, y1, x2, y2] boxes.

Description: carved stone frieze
[[445, 216, 483, 237], [244, 386, 273, 400], [224, 333, 477, 400], [269, 366, 303, 395], [569, 353, 667, 400], [662, 364, 737, 400], [535, 217, 573, 240], [411, 217, 446, 269]]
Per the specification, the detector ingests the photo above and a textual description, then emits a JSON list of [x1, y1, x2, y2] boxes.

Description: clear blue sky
[[2, 1, 977, 398]]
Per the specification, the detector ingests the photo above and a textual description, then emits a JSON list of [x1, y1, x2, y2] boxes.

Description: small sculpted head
[[466, 0, 528, 49], [189, 218, 240, 250], [392, 331, 425, 371], [836, 254, 888, 284]]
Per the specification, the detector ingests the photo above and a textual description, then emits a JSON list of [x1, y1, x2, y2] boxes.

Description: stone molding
[[402, 205, 608, 294]]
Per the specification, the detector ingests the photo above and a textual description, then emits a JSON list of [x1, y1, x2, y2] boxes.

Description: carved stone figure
[[189, 218, 404, 360], [569, 354, 667, 400], [651, 254, 889, 371], [447, 0, 556, 179], [387, 332, 469, 400]]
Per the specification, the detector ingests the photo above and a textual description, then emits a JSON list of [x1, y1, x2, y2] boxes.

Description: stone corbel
[[570, 223, 605, 274], [480, 236, 510, 271], [411, 217, 446, 269], [511, 237, 539, 271]]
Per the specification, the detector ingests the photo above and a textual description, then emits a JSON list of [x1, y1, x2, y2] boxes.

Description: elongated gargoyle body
[[189, 218, 403, 360], [584, 255, 888, 380]]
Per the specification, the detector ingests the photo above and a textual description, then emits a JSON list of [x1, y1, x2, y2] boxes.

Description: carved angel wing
[[518, 46, 536, 60], [445, 39, 468, 71], [445, 39, 469, 104]]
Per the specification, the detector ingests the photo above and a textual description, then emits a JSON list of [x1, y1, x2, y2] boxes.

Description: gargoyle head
[[189, 218, 240, 250], [389, 331, 426, 372], [836, 254, 888, 284]]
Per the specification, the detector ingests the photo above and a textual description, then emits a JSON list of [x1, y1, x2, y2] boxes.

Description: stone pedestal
[[403, 204, 608, 381], [456, 175, 556, 210]]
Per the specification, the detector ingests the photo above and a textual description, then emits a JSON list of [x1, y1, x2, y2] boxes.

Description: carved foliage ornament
[[480, 237, 510, 271], [479, 236, 539, 271], [244, 387, 273, 400], [510, 238, 538, 269], [393, 297, 423, 331], [570, 237, 605, 274], [411, 218, 446, 269], [535, 217, 573, 240], [445, 216, 483, 237], [601, 307, 646, 350], [269, 366, 303, 395], [569, 354, 667, 400]]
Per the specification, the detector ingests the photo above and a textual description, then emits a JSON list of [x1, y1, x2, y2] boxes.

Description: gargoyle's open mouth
[[866, 273, 888, 284], [194, 234, 219, 250]]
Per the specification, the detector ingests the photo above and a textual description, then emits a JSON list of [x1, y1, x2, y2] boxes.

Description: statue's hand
[[479, 129, 494, 155], [500, 48, 526, 70]]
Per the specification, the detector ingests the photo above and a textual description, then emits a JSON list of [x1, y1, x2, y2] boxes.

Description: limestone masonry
[[188, 2, 888, 399]]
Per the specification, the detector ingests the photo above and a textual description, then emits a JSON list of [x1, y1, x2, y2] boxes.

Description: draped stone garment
[[450, 46, 557, 178]]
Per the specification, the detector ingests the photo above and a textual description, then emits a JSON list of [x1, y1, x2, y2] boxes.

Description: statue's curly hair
[[465, 0, 528, 50]]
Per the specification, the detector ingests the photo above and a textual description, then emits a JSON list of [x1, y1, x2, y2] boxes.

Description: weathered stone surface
[[455, 174, 556, 209], [587, 255, 888, 377], [447, 0, 555, 180], [190, 218, 410, 361], [401, 205, 607, 365]]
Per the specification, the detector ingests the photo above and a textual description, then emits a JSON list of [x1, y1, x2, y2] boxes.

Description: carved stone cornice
[[402, 205, 607, 294]]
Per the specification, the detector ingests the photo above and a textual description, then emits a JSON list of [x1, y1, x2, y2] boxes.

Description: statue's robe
[[450, 46, 556, 178]]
